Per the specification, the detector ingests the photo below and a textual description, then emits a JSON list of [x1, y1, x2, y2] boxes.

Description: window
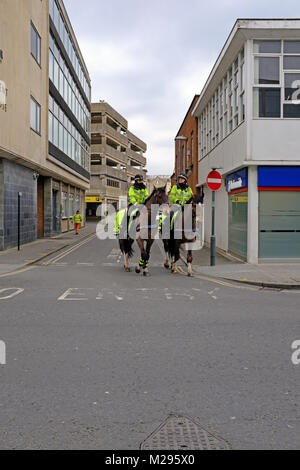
[[284, 41, 300, 54], [284, 73, 300, 117], [283, 56, 300, 70], [107, 179, 120, 188], [254, 40, 281, 54], [254, 57, 280, 84], [48, 112, 53, 142], [254, 88, 281, 118], [253, 39, 300, 119], [62, 192, 68, 218], [31, 23, 41, 65], [30, 97, 41, 134], [284, 73, 300, 101]]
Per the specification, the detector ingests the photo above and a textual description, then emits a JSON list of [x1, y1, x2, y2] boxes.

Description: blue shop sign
[[226, 168, 248, 192], [258, 166, 300, 187]]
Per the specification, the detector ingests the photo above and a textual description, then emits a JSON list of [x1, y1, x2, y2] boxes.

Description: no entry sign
[[206, 170, 222, 191]]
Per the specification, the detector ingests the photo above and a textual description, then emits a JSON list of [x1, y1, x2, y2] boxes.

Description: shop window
[[62, 192, 68, 218]]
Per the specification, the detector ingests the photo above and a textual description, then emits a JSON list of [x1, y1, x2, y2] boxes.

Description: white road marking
[[0, 288, 24, 300], [0, 340, 6, 365], [58, 288, 93, 301]]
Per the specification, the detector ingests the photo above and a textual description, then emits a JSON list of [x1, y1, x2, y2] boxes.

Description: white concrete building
[[193, 19, 300, 263]]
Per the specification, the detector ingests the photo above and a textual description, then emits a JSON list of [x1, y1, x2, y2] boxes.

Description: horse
[[119, 186, 169, 276], [162, 194, 203, 277]]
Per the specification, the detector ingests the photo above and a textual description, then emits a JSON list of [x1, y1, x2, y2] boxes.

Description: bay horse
[[162, 194, 203, 277], [119, 186, 169, 276]]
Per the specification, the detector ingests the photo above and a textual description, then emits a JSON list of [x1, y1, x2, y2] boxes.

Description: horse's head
[[152, 186, 169, 206]]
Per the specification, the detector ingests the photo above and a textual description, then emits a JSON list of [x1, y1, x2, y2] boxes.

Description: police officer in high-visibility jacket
[[169, 173, 193, 207], [72, 210, 83, 235], [114, 174, 149, 236], [128, 174, 149, 206], [159, 173, 193, 234]]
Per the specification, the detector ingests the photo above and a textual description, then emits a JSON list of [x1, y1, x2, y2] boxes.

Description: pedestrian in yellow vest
[[72, 210, 82, 235]]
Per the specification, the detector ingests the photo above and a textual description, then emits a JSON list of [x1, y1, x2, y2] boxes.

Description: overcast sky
[[64, 0, 298, 175]]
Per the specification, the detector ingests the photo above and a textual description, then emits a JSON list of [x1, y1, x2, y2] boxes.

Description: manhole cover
[[140, 415, 231, 450]]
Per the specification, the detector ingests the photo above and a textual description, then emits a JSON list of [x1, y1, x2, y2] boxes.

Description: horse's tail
[[167, 232, 175, 258], [119, 238, 134, 258]]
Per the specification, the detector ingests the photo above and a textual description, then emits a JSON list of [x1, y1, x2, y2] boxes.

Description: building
[[87, 101, 147, 216], [174, 95, 199, 193], [146, 175, 172, 194], [193, 19, 300, 263], [0, 0, 91, 250]]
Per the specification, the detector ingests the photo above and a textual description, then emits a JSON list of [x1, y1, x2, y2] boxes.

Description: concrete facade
[[88, 101, 147, 214], [0, 0, 91, 249], [193, 19, 300, 263]]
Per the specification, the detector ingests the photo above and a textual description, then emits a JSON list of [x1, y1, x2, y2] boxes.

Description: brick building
[[174, 95, 199, 193]]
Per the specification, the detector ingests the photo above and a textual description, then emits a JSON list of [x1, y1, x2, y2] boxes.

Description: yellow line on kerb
[[176, 266, 259, 291], [42, 233, 96, 265]]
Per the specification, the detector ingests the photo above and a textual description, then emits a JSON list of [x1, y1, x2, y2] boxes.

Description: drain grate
[[140, 415, 231, 450]]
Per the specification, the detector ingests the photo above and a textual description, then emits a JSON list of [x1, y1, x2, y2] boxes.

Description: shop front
[[226, 168, 248, 259], [258, 167, 300, 260]]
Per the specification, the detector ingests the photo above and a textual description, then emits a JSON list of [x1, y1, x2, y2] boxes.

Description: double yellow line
[[176, 266, 259, 291], [42, 233, 96, 265]]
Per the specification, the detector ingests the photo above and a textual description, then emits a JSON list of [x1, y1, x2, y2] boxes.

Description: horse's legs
[[124, 252, 131, 272], [142, 239, 153, 276], [187, 249, 193, 277], [163, 240, 170, 269], [135, 238, 144, 274], [171, 243, 180, 274]]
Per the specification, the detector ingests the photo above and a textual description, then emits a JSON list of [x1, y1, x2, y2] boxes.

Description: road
[[0, 226, 299, 449]]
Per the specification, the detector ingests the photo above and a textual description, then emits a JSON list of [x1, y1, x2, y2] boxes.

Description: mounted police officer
[[128, 174, 149, 206], [158, 173, 193, 234], [114, 174, 149, 237], [169, 173, 193, 207]]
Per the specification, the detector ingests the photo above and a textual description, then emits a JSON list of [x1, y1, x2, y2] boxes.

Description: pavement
[[188, 247, 300, 290], [1, 222, 300, 288], [0, 222, 96, 275]]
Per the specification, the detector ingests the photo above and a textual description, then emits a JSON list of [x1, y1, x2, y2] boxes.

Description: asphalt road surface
[[0, 228, 299, 449]]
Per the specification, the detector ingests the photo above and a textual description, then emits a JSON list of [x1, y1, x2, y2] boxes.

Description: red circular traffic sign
[[206, 170, 223, 191]]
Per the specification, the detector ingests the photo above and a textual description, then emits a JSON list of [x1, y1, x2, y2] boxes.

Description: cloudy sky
[[64, 0, 298, 175]]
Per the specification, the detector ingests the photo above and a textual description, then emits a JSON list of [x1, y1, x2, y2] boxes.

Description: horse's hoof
[[164, 263, 170, 269], [124, 267, 131, 272], [143, 271, 150, 277], [135, 267, 141, 274], [188, 272, 194, 277], [171, 269, 178, 274]]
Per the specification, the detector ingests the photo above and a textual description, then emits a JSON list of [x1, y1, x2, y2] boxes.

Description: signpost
[[206, 170, 223, 266]]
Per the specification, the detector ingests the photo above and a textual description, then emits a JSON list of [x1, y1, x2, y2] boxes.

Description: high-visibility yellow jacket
[[128, 185, 149, 205], [169, 185, 193, 206], [72, 213, 82, 224]]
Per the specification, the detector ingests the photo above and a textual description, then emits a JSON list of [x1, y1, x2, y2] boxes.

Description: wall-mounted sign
[[86, 196, 102, 203], [226, 168, 248, 192], [0, 80, 7, 112], [258, 166, 300, 187]]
